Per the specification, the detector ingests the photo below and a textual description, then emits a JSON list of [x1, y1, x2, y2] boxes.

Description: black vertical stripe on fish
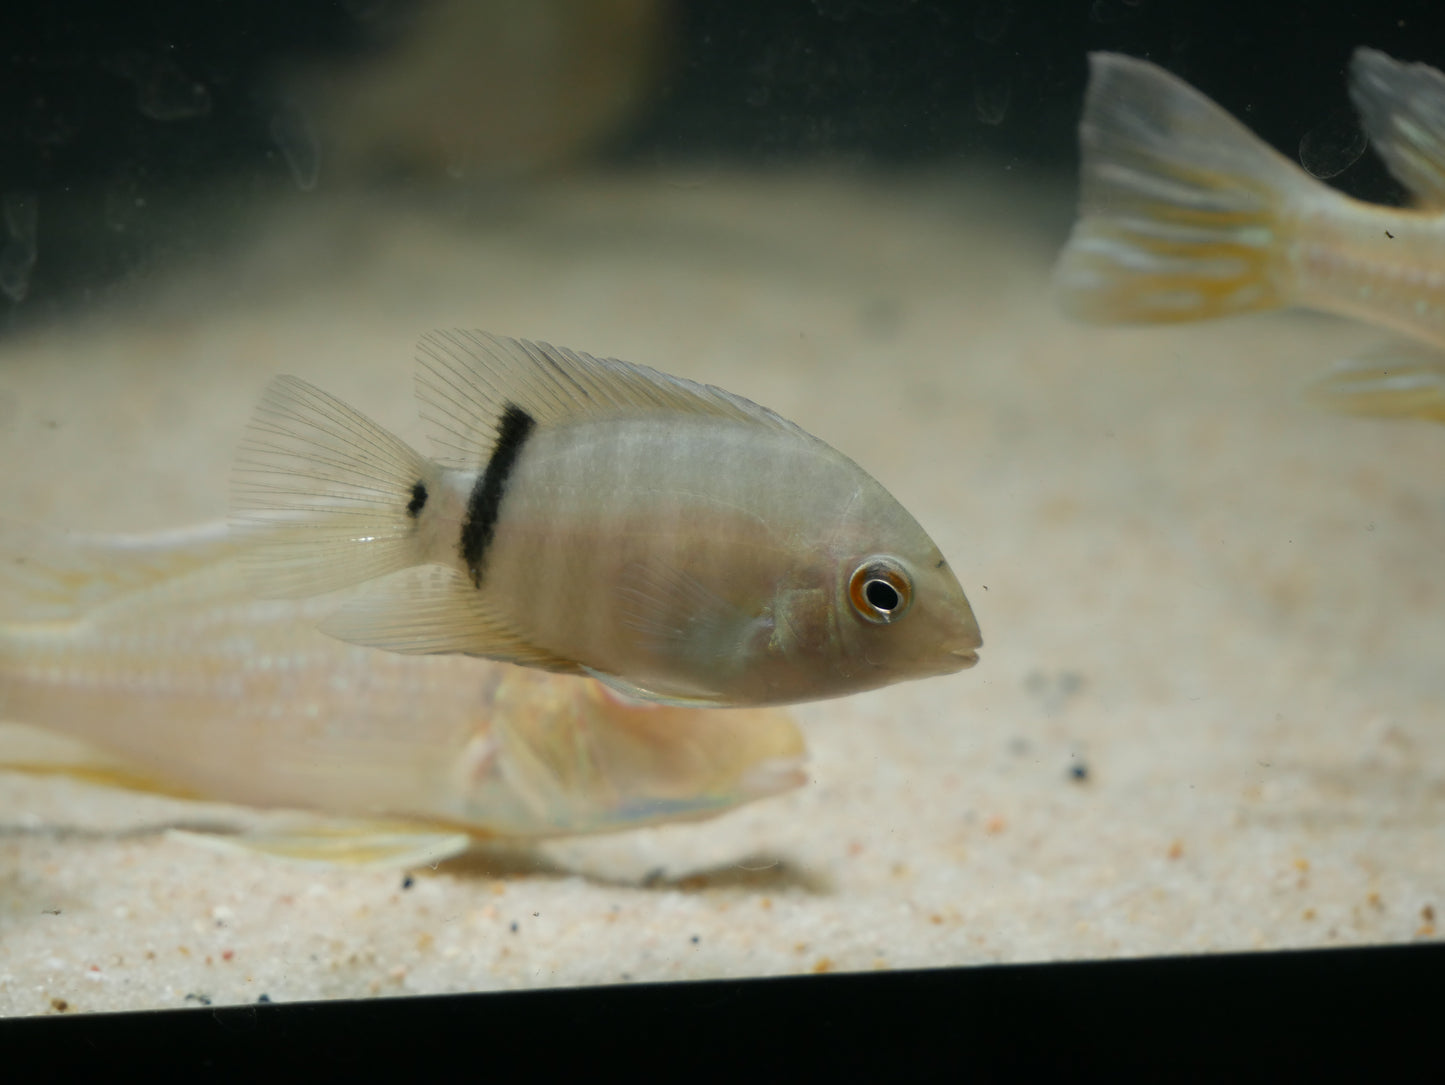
[[460, 403, 536, 587], [406, 481, 428, 518]]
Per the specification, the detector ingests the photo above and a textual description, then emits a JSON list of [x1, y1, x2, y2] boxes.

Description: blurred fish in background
[[1054, 48, 1445, 424], [0, 0, 673, 311], [281, 0, 671, 183], [0, 522, 806, 867]]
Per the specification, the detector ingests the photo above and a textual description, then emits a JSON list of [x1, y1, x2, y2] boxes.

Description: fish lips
[[951, 646, 981, 669]]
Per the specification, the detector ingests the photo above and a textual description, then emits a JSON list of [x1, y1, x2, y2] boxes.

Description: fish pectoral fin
[[413, 331, 808, 470], [166, 819, 473, 869], [319, 564, 581, 670], [1349, 49, 1445, 210], [615, 559, 761, 656], [605, 560, 770, 704], [1307, 341, 1445, 423]]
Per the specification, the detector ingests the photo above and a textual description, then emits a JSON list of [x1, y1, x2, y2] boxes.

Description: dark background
[[3, 0, 1443, 310]]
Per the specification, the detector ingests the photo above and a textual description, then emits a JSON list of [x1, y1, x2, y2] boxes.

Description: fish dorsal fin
[[1350, 48, 1445, 209], [0, 520, 239, 623], [318, 563, 583, 672], [414, 330, 806, 469]]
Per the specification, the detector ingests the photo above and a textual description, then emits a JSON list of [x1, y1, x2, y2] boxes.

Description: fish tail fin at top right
[[230, 375, 441, 599], [1053, 52, 1326, 326]]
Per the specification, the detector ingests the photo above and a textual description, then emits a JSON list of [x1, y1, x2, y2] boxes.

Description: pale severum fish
[[0, 523, 806, 865], [1054, 48, 1445, 423], [231, 331, 982, 707]]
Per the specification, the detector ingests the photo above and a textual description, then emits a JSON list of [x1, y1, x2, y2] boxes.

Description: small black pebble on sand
[[257, 994, 272, 1004], [401, 875, 415, 890], [1069, 762, 1089, 782], [690, 935, 700, 945], [510, 921, 519, 933]]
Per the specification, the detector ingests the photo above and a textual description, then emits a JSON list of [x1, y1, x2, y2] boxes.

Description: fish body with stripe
[[232, 331, 982, 707], [0, 523, 807, 863], [1054, 48, 1445, 423]]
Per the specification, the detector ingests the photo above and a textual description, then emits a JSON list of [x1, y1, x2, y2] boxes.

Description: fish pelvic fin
[[1054, 52, 1318, 326], [231, 375, 443, 598], [167, 820, 473, 869], [1307, 341, 1445, 424], [1350, 48, 1445, 210]]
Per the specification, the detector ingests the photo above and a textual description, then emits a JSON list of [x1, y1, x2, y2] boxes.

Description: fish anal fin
[[1350, 49, 1445, 210], [319, 564, 581, 671], [414, 331, 807, 470], [1307, 340, 1445, 423]]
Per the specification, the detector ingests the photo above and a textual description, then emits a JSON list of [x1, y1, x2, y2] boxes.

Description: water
[[0, 0, 1441, 1018]]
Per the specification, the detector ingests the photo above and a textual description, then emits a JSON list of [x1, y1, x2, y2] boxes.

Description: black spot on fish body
[[406, 481, 428, 518], [460, 403, 536, 587]]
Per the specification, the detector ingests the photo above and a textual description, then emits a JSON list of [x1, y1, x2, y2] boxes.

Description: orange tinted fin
[[1054, 52, 1319, 325]]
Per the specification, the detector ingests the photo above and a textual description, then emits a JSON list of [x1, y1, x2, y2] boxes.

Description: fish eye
[[848, 558, 913, 624]]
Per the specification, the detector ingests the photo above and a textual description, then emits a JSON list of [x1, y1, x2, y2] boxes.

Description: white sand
[[1, 170, 1440, 1015]]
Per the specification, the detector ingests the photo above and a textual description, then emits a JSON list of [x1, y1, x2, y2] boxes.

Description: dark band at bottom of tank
[[460, 402, 537, 586]]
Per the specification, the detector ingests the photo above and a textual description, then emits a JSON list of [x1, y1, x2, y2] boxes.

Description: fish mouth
[[951, 648, 980, 668], [739, 756, 809, 798]]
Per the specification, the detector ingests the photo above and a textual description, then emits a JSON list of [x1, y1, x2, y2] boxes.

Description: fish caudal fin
[[231, 375, 439, 598], [1054, 52, 1317, 325], [1349, 48, 1445, 210], [1307, 342, 1445, 423]]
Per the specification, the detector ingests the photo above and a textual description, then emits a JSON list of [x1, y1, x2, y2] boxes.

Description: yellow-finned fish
[[1054, 48, 1445, 423], [230, 330, 982, 708], [0, 523, 807, 867]]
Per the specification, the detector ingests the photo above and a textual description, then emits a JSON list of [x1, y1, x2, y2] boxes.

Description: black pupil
[[864, 578, 900, 612]]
